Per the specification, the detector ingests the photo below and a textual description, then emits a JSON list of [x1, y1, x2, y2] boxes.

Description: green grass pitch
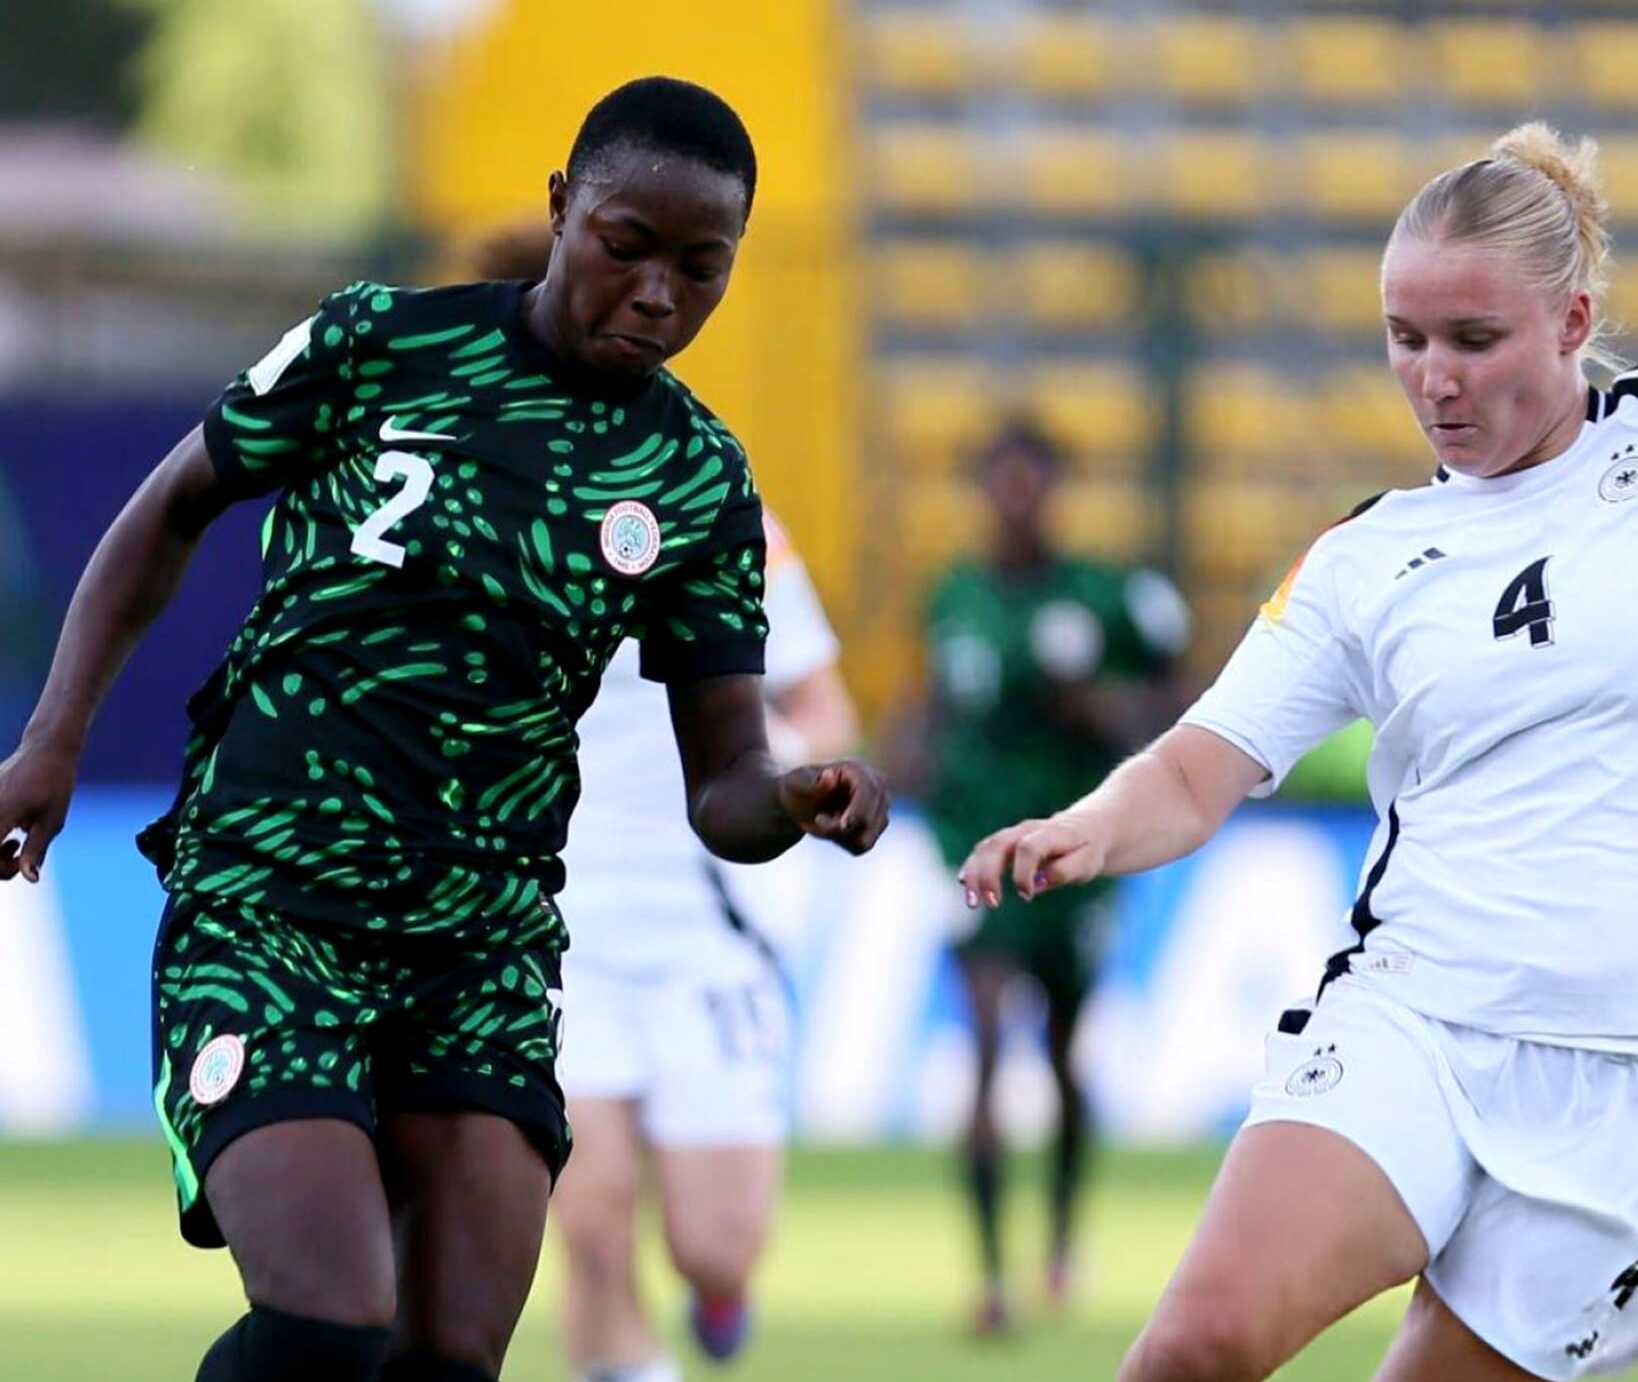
[[1, 1138, 1629, 1380]]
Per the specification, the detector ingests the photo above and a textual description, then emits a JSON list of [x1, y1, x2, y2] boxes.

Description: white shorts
[[1245, 977, 1638, 1380], [557, 933, 790, 1146]]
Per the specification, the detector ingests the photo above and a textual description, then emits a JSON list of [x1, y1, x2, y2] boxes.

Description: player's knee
[[666, 1202, 768, 1298], [239, 1248, 397, 1329], [559, 1191, 638, 1292], [1121, 1291, 1274, 1382]]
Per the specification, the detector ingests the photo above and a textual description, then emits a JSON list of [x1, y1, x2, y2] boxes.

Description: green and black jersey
[[140, 279, 767, 939], [921, 557, 1186, 871]]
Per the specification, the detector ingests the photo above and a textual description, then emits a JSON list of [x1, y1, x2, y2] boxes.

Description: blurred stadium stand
[[855, 0, 1638, 694]]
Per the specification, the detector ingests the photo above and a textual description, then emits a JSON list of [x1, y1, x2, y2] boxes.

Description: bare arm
[[0, 427, 232, 880], [668, 674, 888, 864], [958, 724, 1268, 906]]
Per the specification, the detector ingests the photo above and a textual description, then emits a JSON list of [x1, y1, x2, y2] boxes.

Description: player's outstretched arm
[[668, 673, 889, 863], [958, 725, 1267, 908], [0, 427, 232, 883]]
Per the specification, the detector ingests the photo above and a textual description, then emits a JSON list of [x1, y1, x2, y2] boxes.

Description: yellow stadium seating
[[1594, 137, 1638, 220], [1149, 131, 1279, 221], [1009, 15, 1119, 100], [1020, 363, 1154, 464], [1421, 21, 1554, 109], [1307, 249, 1389, 337], [902, 479, 989, 572], [1184, 252, 1289, 333], [1284, 18, 1407, 108], [871, 124, 984, 214], [878, 359, 1001, 475], [872, 241, 987, 330], [1563, 24, 1638, 112], [1014, 129, 1130, 215], [1182, 481, 1312, 582], [1184, 367, 1320, 468], [1047, 481, 1160, 561], [1291, 132, 1417, 225], [1322, 367, 1428, 468], [858, 10, 980, 97], [1011, 241, 1139, 330], [1149, 15, 1263, 107]]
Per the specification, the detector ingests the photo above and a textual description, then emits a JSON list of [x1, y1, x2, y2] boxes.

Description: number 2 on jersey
[[1492, 556, 1554, 648], [351, 451, 434, 569]]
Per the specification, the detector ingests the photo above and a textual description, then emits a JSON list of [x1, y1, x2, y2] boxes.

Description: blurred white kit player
[[1184, 381, 1638, 1380], [559, 509, 841, 1138]]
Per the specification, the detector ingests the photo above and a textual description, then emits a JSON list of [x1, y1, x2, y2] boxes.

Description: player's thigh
[[1123, 1122, 1427, 1381], [554, 1095, 645, 1262], [381, 1109, 552, 1370], [1376, 1279, 1545, 1382], [154, 895, 396, 1319], [654, 1141, 783, 1286], [207, 1119, 396, 1327]]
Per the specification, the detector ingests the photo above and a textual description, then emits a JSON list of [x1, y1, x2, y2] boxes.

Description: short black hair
[[566, 76, 758, 223], [975, 417, 1066, 477]]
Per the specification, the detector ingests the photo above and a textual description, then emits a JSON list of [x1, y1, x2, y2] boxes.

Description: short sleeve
[[201, 291, 355, 499], [759, 512, 840, 693], [637, 490, 769, 683], [1180, 534, 1363, 798]]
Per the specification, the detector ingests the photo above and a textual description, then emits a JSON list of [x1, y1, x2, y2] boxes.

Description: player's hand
[[777, 759, 890, 856], [0, 741, 78, 884], [958, 809, 1109, 908]]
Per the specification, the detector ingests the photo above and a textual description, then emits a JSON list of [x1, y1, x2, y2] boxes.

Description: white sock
[[574, 1358, 683, 1382]]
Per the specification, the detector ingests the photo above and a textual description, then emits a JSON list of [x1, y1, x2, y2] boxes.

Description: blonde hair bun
[[1492, 121, 1611, 293]]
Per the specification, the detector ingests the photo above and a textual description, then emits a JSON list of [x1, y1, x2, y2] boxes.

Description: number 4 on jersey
[[1493, 556, 1554, 648]]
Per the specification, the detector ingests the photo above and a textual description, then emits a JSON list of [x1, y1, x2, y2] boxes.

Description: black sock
[[965, 1141, 1004, 1284], [196, 1305, 391, 1382], [378, 1353, 497, 1382], [1050, 1095, 1090, 1256]]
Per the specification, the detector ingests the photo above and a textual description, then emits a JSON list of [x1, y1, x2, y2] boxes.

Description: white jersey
[[1184, 383, 1638, 1050], [563, 511, 841, 969]]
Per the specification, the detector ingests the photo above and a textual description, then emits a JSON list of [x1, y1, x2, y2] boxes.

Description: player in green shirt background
[[0, 78, 888, 1382], [896, 421, 1189, 1334]]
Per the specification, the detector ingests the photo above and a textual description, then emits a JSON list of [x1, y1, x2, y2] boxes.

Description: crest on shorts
[[1600, 454, 1638, 503], [599, 501, 662, 575], [189, 1034, 246, 1106], [1284, 1044, 1343, 1098]]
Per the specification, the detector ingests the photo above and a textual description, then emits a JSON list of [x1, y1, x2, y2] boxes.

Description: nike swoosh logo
[[379, 416, 456, 444]]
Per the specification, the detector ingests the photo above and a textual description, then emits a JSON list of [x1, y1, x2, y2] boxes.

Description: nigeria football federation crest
[[189, 1033, 246, 1106], [600, 501, 662, 575]]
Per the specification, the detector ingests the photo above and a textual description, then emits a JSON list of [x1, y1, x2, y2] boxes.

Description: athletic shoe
[[971, 1287, 1013, 1339], [690, 1292, 752, 1362]]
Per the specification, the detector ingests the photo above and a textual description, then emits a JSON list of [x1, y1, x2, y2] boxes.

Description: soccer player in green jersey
[[901, 421, 1188, 1333], [0, 78, 888, 1382]]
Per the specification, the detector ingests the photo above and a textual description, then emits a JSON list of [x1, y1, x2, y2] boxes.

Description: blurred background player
[[557, 509, 855, 1382], [471, 181, 862, 1382], [891, 419, 1190, 1333]]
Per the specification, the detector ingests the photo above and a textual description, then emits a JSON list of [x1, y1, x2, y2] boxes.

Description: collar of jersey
[[493, 279, 664, 405], [1436, 420, 1595, 497]]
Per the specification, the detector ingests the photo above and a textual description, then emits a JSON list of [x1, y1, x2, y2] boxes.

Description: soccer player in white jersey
[[554, 509, 858, 1382], [962, 122, 1638, 1381]]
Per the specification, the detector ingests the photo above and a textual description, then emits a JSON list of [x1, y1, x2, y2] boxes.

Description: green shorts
[[956, 881, 1113, 1011], [151, 890, 571, 1247]]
